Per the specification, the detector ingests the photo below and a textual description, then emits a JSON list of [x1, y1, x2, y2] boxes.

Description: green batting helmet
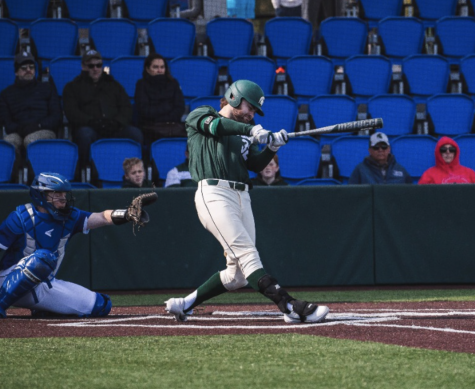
[[224, 80, 265, 116]]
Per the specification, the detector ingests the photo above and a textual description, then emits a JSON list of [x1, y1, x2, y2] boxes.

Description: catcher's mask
[[30, 172, 75, 221], [224, 80, 265, 116]]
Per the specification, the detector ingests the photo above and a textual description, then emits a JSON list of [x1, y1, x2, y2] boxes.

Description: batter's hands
[[250, 125, 274, 145], [268, 129, 289, 152]]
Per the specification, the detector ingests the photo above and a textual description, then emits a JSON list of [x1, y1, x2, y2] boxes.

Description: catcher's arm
[[110, 192, 158, 228]]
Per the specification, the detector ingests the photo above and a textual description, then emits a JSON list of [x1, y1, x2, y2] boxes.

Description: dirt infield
[[2, 301, 475, 353]]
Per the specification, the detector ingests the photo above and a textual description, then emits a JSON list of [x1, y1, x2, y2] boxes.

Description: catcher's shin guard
[[257, 274, 293, 314], [88, 293, 112, 317], [0, 249, 57, 315]]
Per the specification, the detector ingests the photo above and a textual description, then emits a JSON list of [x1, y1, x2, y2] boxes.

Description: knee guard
[[257, 274, 293, 314], [89, 293, 112, 317], [0, 249, 57, 314]]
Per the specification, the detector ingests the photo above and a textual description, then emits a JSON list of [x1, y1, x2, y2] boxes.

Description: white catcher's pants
[[195, 180, 263, 290]]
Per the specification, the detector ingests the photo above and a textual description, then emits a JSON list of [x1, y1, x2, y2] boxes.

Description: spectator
[[63, 50, 143, 168], [419, 136, 475, 184], [122, 157, 154, 188], [134, 53, 186, 145], [227, 0, 255, 18], [349, 132, 412, 184], [271, 0, 302, 17], [164, 147, 197, 188], [251, 154, 289, 186], [0, 51, 61, 153]]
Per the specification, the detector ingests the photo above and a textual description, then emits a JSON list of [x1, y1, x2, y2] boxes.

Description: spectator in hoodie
[[419, 136, 475, 184]]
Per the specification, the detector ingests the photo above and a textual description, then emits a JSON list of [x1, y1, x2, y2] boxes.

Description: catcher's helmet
[[224, 80, 265, 116], [30, 172, 74, 221]]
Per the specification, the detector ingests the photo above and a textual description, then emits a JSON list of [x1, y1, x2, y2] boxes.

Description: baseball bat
[[287, 118, 384, 138]]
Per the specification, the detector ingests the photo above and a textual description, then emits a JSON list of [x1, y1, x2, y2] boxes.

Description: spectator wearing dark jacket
[[0, 51, 61, 152], [63, 50, 143, 168], [251, 154, 289, 186], [349, 132, 412, 185], [134, 53, 186, 144]]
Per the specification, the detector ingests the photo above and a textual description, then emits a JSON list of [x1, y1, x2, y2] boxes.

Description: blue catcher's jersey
[[0, 203, 92, 273]]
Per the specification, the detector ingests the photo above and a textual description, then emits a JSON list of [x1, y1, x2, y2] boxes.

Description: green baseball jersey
[[186, 105, 275, 184]]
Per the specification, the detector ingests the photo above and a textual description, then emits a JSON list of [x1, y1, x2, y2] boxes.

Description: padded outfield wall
[[1, 185, 474, 290]]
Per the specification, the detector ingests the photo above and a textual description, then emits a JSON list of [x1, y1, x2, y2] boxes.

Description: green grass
[[2, 335, 475, 389]]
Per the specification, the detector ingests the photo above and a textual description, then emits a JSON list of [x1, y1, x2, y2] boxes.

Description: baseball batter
[[0, 172, 155, 318], [165, 80, 329, 323]]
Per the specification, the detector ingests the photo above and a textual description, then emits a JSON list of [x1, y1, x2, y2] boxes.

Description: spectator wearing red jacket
[[418, 136, 475, 184]]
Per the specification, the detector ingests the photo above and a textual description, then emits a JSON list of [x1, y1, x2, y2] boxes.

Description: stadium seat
[[169, 56, 218, 103], [253, 95, 299, 133], [49, 56, 82, 97], [460, 54, 475, 95], [435, 17, 475, 62], [390, 135, 438, 182], [0, 183, 29, 190], [227, 56, 276, 95], [414, 0, 458, 24], [63, 0, 108, 26], [206, 18, 254, 68], [150, 138, 188, 182], [286, 55, 334, 105], [319, 17, 368, 64], [189, 96, 222, 112], [344, 55, 392, 99], [70, 182, 97, 189], [402, 54, 450, 99], [264, 17, 313, 66], [0, 140, 16, 183], [331, 135, 370, 183], [276, 137, 321, 185], [89, 19, 138, 61], [30, 19, 79, 66], [0, 57, 16, 93], [358, 0, 403, 25], [27, 140, 78, 180], [367, 94, 416, 137], [296, 178, 341, 186], [426, 94, 474, 136], [123, 0, 168, 26], [3, 0, 49, 27], [110, 56, 145, 98], [0, 19, 18, 57], [377, 17, 424, 62], [90, 139, 142, 188], [147, 18, 196, 60], [454, 134, 475, 171]]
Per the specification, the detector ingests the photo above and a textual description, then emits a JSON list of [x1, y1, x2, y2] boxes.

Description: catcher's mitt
[[111, 192, 158, 231]]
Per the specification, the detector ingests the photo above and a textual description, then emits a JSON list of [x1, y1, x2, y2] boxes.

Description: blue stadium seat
[[150, 138, 188, 181], [0, 19, 18, 57], [189, 96, 222, 112], [331, 135, 370, 183], [276, 137, 321, 185], [378, 17, 424, 62], [64, 0, 108, 26], [89, 19, 138, 61], [367, 94, 416, 137], [296, 178, 341, 186], [319, 17, 368, 64], [90, 139, 142, 188], [0, 183, 29, 190], [169, 56, 218, 103], [49, 56, 82, 97], [3, 0, 49, 27], [359, 0, 403, 25], [70, 182, 97, 189], [253, 95, 299, 133], [286, 55, 334, 105], [206, 18, 254, 68], [124, 0, 168, 26], [0, 57, 16, 93], [436, 17, 475, 62], [264, 17, 313, 66], [402, 55, 450, 99], [461, 54, 475, 95], [390, 135, 438, 182], [110, 56, 145, 98], [30, 19, 79, 66], [454, 134, 475, 171], [426, 94, 474, 136], [227, 56, 276, 95], [147, 18, 196, 60], [414, 0, 458, 24], [27, 140, 78, 180], [0, 140, 16, 183], [344, 55, 392, 99]]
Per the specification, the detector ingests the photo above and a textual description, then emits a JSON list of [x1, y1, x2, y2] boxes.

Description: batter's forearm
[[87, 211, 113, 230], [200, 116, 253, 137]]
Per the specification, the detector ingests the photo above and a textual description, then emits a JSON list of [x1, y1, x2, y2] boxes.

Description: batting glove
[[267, 129, 289, 152], [250, 125, 274, 145]]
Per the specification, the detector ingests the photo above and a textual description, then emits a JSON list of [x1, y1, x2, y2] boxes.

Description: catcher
[[0, 172, 157, 318]]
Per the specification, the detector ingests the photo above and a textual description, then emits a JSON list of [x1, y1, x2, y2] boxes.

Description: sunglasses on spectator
[[439, 146, 456, 154], [20, 64, 35, 71], [371, 145, 389, 151], [87, 63, 103, 69]]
